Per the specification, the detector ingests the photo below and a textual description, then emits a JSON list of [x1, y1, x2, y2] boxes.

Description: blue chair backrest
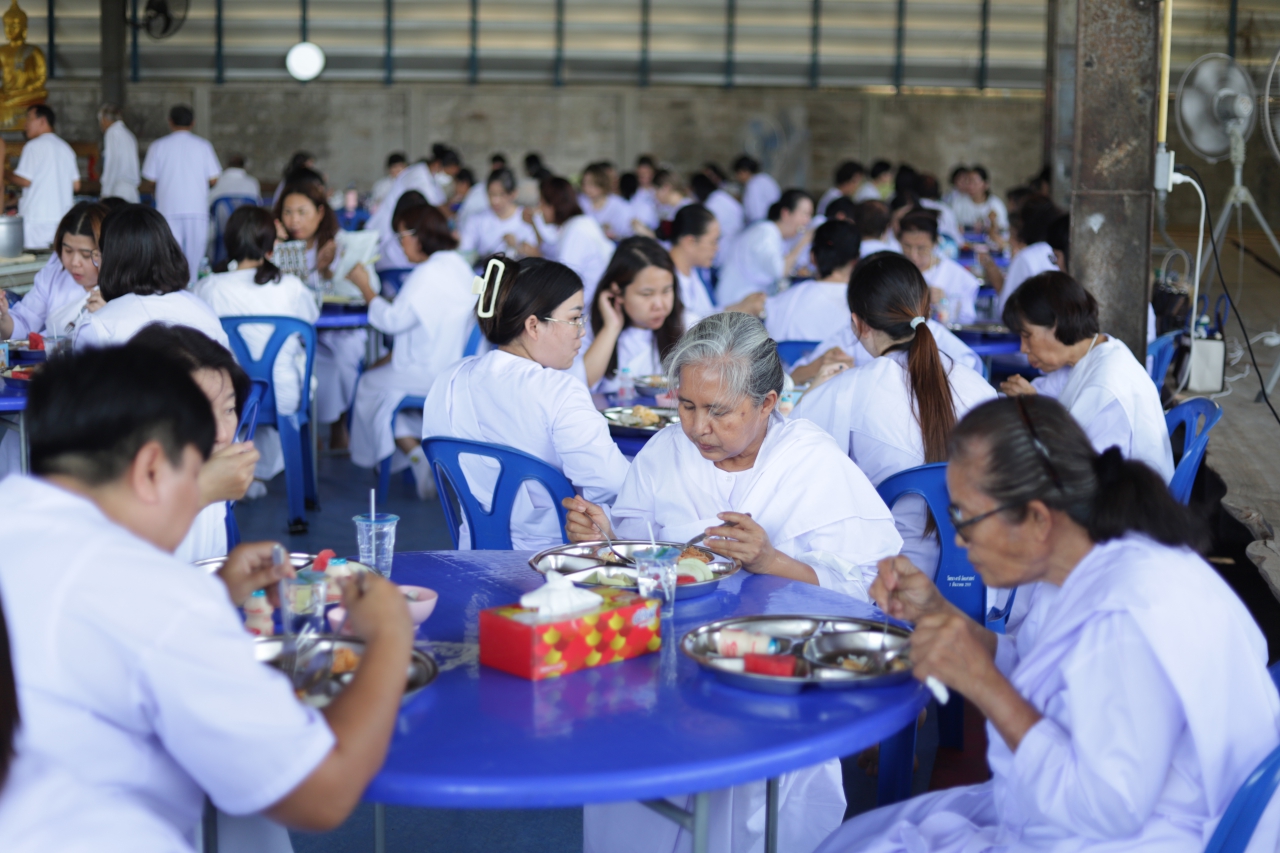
[[1166, 397, 1223, 504], [209, 195, 261, 266], [1148, 331, 1180, 389], [219, 317, 317, 422], [235, 379, 270, 443], [378, 267, 415, 298], [776, 340, 820, 368], [1200, 664, 1280, 853], [463, 322, 482, 358], [422, 437, 577, 550], [876, 463, 985, 624]]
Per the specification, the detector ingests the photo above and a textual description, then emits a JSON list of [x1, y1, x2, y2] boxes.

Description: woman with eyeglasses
[[423, 255, 629, 549], [998, 271, 1174, 483], [794, 252, 996, 577], [346, 203, 478, 499], [816, 394, 1280, 853], [0, 201, 108, 341]]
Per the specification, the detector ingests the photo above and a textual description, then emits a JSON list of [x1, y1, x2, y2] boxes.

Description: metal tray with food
[[255, 635, 437, 708], [600, 405, 678, 437], [529, 540, 738, 599], [633, 374, 670, 395], [680, 615, 913, 694]]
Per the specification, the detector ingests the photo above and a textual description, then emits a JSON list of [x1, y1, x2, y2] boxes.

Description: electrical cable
[[1176, 163, 1280, 430]]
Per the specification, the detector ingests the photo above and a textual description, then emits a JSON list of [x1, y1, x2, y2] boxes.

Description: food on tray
[[583, 570, 635, 588], [677, 558, 715, 582], [1, 366, 34, 381], [332, 646, 361, 675], [637, 374, 669, 389], [716, 628, 778, 657], [313, 549, 336, 572], [838, 653, 909, 674], [617, 404, 662, 428], [678, 547, 712, 564], [743, 654, 797, 677], [27, 332, 43, 351]]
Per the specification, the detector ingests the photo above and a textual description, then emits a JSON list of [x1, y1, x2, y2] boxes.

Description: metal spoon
[[591, 520, 635, 566]]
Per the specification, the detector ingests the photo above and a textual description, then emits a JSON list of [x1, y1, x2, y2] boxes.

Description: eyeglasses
[[396, 229, 416, 239], [1015, 396, 1064, 491], [541, 316, 586, 329], [948, 501, 1019, 543]]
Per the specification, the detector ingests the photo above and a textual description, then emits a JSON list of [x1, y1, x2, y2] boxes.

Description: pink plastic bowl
[[400, 586, 439, 624]]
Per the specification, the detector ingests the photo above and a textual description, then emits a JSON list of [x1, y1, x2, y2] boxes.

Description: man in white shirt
[[732, 154, 781, 224], [370, 151, 406, 212], [209, 153, 260, 203], [97, 103, 139, 203], [0, 342, 415, 852], [141, 104, 222, 283], [816, 160, 865, 215], [12, 104, 79, 250]]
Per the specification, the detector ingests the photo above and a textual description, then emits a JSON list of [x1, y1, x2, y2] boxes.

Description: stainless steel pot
[[0, 216, 24, 258]]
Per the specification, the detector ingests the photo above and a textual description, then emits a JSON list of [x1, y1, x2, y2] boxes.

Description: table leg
[[201, 798, 218, 853], [692, 791, 709, 853], [765, 777, 779, 853], [17, 411, 26, 474], [876, 718, 918, 806], [374, 802, 386, 853]]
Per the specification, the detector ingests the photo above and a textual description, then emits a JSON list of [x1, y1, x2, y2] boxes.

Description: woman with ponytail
[[423, 256, 629, 549], [794, 251, 995, 575], [194, 205, 320, 494], [816, 395, 1280, 853]]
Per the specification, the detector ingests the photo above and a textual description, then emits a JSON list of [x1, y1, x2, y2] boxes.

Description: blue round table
[[369, 550, 930, 853]]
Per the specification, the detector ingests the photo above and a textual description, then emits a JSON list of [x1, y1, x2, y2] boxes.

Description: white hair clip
[[910, 316, 926, 330], [472, 258, 505, 319]]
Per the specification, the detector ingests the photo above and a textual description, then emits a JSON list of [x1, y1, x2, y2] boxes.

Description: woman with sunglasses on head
[[346, 203, 477, 499], [423, 256, 630, 550], [0, 202, 109, 341], [998, 271, 1173, 483], [815, 394, 1280, 853], [794, 252, 995, 576]]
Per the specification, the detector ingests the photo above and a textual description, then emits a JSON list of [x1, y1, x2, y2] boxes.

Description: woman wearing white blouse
[[564, 312, 902, 853], [898, 211, 981, 325], [347, 204, 478, 495], [668, 204, 720, 325], [716, 189, 814, 306], [580, 163, 634, 240], [423, 256, 630, 550], [457, 167, 536, 259], [520, 177, 615, 309], [0, 202, 107, 342], [582, 237, 683, 393], [998, 271, 1174, 483], [765, 218, 862, 342]]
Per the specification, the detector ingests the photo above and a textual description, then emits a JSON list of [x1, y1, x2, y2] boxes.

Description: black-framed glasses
[[948, 502, 1019, 542], [1015, 396, 1064, 491]]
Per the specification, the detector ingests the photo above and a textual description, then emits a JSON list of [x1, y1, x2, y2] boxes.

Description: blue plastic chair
[[1201, 663, 1280, 853], [1166, 397, 1223, 504], [209, 195, 261, 267], [377, 267, 415, 298], [422, 437, 577, 550], [220, 317, 319, 534], [876, 462, 1016, 750], [224, 379, 269, 550], [1148, 330, 1180, 389], [775, 340, 820, 368]]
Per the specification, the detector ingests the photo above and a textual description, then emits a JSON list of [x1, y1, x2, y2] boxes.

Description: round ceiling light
[[286, 41, 326, 82]]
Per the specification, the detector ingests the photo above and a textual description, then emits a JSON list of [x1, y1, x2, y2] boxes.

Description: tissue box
[[479, 588, 662, 680]]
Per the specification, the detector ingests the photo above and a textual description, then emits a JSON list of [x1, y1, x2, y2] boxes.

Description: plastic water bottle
[[934, 296, 951, 325], [617, 367, 636, 402]]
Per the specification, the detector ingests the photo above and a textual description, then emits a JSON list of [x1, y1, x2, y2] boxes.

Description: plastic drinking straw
[[369, 488, 377, 569]]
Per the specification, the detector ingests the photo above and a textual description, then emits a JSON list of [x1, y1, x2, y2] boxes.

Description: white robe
[[174, 501, 229, 564], [100, 120, 141, 203], [923, 256, 981, 326], [422, 349, 631, 550], [458, 207, 537, 259], [764, 280, 849, 343], [15, 132, 78, 250], [677, 266, 717, 327], [585, 194, 634, 239], [74, 290, 230, 350], [815, 534, 1280, 853], [586, 415, 902, 853], [794, 320, 984, 376], [996, 242, 1058, 318], [919, 199, 962, 246], [581, 326, 664, 394], [793, 350, 997, 574], [7, 255, 88, 339], [704, 189, 745, 268], [544, 215, 615, 307], [368, 162, 447, 271], [860, 237, 900, 258], [717, 220, 784, 306], [742, 173, 781, 223], [305, 242, 370, 425], [1038, 338, 1175, 483], [630, 187, 660, 230], [948, 193, 1009, 233], [348, 251, 477, 469], [454, 182, 491, 234], [817, 187, 845, 216]]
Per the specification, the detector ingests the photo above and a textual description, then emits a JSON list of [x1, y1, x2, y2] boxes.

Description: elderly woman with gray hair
[[564, 311, 904, 853]]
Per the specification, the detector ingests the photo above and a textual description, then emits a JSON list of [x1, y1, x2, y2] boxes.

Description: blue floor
[[234, 453, 937, 852]]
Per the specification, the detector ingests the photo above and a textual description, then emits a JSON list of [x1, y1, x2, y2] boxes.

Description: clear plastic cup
[[353, 512, 398, 578], [279, 570, 328, 635], [633, 545, 679, 614]]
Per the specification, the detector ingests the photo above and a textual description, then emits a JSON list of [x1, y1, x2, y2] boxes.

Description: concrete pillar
[[100, 0, 127, 107], [1068, 0, 1158, 358], [1043, 0, 1075, 209]]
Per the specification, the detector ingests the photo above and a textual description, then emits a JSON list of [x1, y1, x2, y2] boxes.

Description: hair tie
[[910, 316, 925, 330], [227, 260, 238, 271], [472, 258, 505, 319]]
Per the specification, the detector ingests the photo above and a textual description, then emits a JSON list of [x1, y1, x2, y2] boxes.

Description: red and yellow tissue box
[[479, 588, 662, 680]]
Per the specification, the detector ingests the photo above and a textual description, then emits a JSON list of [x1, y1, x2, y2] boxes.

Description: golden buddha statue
[[0, 0, 45, 129]]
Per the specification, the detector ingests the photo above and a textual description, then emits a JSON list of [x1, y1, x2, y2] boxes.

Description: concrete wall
[[43, 80, 1046, 200]]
